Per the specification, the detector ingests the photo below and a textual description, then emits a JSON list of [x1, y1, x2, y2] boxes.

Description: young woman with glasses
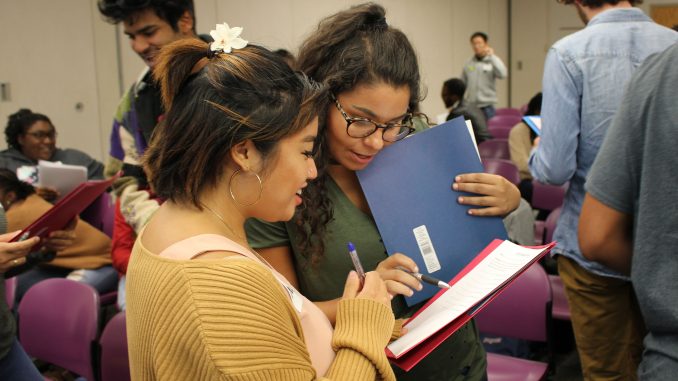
[[0, 109, 104, 201], [246, 3, 521, 380]]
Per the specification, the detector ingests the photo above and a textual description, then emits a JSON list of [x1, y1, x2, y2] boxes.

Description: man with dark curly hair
[[98, 0, 205, 309], [97, 0, 207, 226]]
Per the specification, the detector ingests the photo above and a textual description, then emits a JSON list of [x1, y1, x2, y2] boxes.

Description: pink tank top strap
[[156, 233, 336, 376], [157, 234, 257, 260]]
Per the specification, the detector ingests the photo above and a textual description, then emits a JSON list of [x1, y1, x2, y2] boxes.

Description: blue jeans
[[0, 339, 43, 381], [480, 105, 496, 121], [16, 265, 118, 303]]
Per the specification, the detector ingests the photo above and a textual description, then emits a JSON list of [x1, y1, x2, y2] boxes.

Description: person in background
[[579, 42, 678, 380], [508, 92, 541, 203], [0, 169, 116, 301], [0, 204, 74, 380], [528, 0, 677, 379], [461, 32, 507, 121], [441, 78, 492, 144], [110, 172, 159, 311], [126, 25, 396, 380], [0, 109, 104, 201], [247, 4, 521, 380], [97, 0, 203, 235]]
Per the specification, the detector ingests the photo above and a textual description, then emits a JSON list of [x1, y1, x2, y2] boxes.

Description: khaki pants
[[557, 256, 646, 381]]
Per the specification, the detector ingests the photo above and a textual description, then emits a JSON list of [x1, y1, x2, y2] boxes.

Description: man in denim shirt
[[529, 1, 677, 379]]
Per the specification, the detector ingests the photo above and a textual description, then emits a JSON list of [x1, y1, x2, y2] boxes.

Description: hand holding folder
[[357, 117, 508, 306], [386, 239, 555, 371], [9, 174, 119, 252]]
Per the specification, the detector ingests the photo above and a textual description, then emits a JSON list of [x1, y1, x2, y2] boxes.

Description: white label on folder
[[413, 225, 441, 273]]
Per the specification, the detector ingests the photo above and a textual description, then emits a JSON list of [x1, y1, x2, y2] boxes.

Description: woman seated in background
[[126, 28, 395, 380], [509, 92, 542, 203], [0, 109, 104, 201], [0, 169, 117, 302], [0, 207, 75, 381]]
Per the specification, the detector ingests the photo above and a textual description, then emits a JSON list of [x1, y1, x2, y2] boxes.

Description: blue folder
[[356, 116, 508, 306], [522, 115, 541, 136]]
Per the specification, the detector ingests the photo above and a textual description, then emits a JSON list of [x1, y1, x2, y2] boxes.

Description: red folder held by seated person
[[9, 174, 119, 251], [386, 239, 556, 371]]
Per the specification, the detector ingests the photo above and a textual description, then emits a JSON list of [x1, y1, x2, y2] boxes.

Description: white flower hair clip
[[209, 22, 248, 56]]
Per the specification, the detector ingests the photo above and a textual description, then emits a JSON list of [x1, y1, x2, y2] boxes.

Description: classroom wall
[[117, 0, 511, 129], [0, 1, 673, 162]]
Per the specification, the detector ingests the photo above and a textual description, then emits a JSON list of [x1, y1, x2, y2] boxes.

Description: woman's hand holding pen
[[453, 173, 521, 217], [343, 271, 391, 307], [375, 254, 423, 298]]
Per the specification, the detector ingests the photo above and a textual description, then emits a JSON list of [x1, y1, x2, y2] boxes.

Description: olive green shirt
[[246, 176, 486, 380]]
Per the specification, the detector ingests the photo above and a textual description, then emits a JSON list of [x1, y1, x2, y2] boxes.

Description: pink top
[[157, 234, 336, 376]]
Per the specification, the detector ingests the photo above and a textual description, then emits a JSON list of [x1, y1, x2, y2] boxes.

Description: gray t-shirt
[[586, 42, 678, 379]]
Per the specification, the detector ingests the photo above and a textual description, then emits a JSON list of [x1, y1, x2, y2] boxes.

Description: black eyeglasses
[[25, 131, 57, 140], [332, 94, 414, 142]]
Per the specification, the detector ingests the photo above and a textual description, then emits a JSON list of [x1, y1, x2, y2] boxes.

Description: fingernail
[[455, 176, 461, 182], [413, 265, 419, 273], [452, 183, 458, 190], [458, 196, 464, 203], [408, 290, 414, 296], [418, 284, 423, 291], [468, 210, 474, 215]]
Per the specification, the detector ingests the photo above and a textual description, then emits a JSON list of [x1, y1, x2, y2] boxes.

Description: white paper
[[465, 120, 481, 161], [37, 160, 87, 200], [387, 240, 547, 357]]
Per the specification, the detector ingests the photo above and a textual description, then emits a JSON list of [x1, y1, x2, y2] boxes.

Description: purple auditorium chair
[[474, 263, 552, 381], [532, 181, 568, 213], [534, 206, 562, 245], [80, 192, 115, 238], [100, 311, 130, 381], [540, 207, 571, 321], [495, 108, 523, 118], [488, 114, 522, 128], [478, 139, 511, 160], [487, 124, 513, 139], [483, 158, 521, 185], [488, 114, 522, 138], [18, 278, 100, 381], [5, 277, 17, 310], [543, 207, 561, 245]]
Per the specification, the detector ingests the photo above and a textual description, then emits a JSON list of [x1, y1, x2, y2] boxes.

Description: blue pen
[[347, 242, 366, 288]]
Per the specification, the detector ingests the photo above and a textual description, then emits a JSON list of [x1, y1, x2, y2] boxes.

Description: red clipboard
[[386, 239, 556, 371], [9, 174, 119, 251]]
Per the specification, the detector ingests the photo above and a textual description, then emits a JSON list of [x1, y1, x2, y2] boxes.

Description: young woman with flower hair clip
[[126, 23, 396, 381], [247, 3, 522, 380]]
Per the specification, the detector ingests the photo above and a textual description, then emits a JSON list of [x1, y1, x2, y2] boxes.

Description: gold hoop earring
[[228, 169, 263, 206]]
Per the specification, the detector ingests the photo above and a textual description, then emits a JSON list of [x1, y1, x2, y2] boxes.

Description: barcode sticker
[[413, 225, 441, 273]]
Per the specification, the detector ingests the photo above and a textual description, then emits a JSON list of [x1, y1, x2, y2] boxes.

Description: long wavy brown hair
[[293, 3, 423, 265]]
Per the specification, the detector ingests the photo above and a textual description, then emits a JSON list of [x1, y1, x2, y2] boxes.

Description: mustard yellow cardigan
[[126, 241, 396, 380]]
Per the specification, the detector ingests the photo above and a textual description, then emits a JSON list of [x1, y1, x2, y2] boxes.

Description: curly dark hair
[[0, 168, 36, 201], [97, 0, 195, 32], [294, 2, 422, 265], [5, 109, 52, 151]]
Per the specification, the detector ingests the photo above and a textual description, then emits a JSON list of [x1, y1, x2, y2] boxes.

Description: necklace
[[199, 202, 272, 267], [200, 202, 246, 241]]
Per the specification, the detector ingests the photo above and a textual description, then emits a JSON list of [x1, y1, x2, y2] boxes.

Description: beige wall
[[509, 0, 678, 108], [0, 0, 115, 161], [118, 0, 511, 123], [1, 1, 673, 161]]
